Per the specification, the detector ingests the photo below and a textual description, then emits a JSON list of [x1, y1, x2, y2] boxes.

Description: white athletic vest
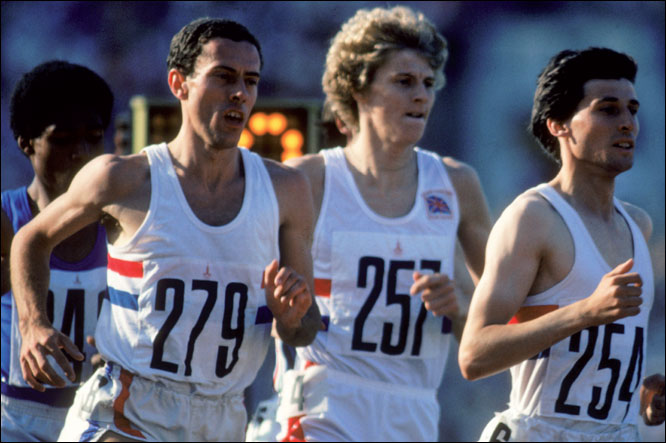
[[295, 147, 459, 389], [96, 143, 279, 397], [508, 183, 653, 425]]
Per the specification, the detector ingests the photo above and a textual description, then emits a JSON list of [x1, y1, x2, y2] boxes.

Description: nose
[[230, 83, 248, 104], [619, 109, 637, 134], [413, 82, 431, 104]]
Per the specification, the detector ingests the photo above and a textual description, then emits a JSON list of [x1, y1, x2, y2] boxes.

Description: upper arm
[[266, 161, 316, 285], [285, 154, 325, 221], [2, 209, 13, 295], [444, 158, 492, 283], [12, 154, 142, 254], [466, 196, 551, 330]]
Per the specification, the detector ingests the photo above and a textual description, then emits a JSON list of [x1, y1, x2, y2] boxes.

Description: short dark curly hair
[[167, 17, 263, 77], [529, 47, 637, 163], [10, 60, 114, 144]]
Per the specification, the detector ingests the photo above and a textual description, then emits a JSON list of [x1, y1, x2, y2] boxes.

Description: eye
[[215, 72, 234, 82], [397, 77, 412, 86], [245, 77, 259, 87], [600, 106, 619, 115], [424, 79, 435, 89]]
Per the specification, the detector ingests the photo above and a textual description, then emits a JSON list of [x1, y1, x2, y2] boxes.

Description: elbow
[[458, 345, 485, 381]]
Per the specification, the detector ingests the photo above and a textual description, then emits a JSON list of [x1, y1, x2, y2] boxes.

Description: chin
[[607, 160, 633, 175]]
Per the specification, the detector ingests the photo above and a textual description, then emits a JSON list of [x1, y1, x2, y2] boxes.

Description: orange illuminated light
[[281, 129, 304, 162], [238, 129, 255, 149], [248, 112, 268, 136], [267, 113, 288, 136]]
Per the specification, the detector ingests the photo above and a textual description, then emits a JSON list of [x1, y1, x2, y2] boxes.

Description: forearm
[[10, 229, 53, 329], [275, 304, 321, 347], [460, 302, 590, 380], [451, 313, 467, 343]]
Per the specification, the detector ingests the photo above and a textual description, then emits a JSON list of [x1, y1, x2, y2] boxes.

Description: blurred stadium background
[[2, 2, 663, 441]]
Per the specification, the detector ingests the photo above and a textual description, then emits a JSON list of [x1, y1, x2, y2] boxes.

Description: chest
[[532, 211, 634, 295], [181, 178, 245, 227]]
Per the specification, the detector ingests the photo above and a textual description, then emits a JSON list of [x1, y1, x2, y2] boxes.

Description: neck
[[168, 129, 241, 192], [344, 137, 417, 193], [550, 166, 617, 220], [26, 179, 62, 215]]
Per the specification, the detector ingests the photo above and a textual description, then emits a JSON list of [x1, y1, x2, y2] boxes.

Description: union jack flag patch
[[423, 191, 453, 219]]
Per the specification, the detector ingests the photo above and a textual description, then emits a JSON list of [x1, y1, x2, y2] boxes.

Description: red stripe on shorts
[[113, 369, 146, 439], [280, 415, 306, 442], [108, 254, 144, 278], [508, 305, 559, 324], [314, 278, 331, 297]]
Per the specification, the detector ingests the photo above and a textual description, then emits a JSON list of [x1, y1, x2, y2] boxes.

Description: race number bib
[[136, 257, 269, 384], [327, 231, 454, 359], [44, 268, 107, 386]]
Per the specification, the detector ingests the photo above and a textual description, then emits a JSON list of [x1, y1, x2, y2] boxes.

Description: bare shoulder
[[619, 200, 653, 241], [284, 153, 325, 176], [442, 156, 480, 189], [494, 189, 560, 246], [263, 157, 310, 191], [71, 152, 150, 208], [284, 154, 326, 216], [262, 158, 314, 220], [284, 154, 324, 193]]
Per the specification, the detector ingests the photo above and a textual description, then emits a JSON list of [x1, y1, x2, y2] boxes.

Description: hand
[[582, 258, 642, 326], [264, 259, 312, 331], [410, 271, 459, 317], [86, 335, 105, 371], [19, 320, 83, 391], [641, 373, 665, 426]]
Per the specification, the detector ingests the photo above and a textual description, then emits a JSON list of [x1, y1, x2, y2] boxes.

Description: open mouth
[[224, 110, 244, 124], [612, 142, 634, 150], [405, 112, 425, 119]]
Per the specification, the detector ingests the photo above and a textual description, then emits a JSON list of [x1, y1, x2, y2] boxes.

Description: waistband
[[1, 381, 76, 408], [105, 362, 244, 401], [315, 365, 436, 400]]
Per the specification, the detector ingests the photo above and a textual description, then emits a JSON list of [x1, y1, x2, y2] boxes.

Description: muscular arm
[[10, 154, 146, 389], [266, 160, 321, 347], [458, 195, 643, 380], [443, 159, 492, 338], [2, 210, 13, 295], [445, 159, 492, 284], [285, 154, 325, 221]]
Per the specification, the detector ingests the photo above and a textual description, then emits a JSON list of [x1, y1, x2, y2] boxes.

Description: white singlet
[[61, 143, 279, 442], [480, 183, 653, 442], [275, 146, 460, 442]]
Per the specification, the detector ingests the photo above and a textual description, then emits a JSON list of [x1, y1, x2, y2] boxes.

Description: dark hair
[[529, 47, 637, 162], [10, 60, 114, 143], [167, 17, 263, 77]]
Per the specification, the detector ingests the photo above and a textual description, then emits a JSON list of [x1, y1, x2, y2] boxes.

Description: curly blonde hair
[[323, 6, 448, 132]]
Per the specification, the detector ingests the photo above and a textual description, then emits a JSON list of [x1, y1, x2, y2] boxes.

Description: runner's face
[[563, 78, 639, 174], [183, 38, 261, 150], [28, 108, 105, 195], [355, 49, 436, 147]]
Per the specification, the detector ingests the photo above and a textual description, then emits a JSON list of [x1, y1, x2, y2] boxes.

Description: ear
[[17, 136, 34, 157], [168, 69, 189, 100], [546, 118, 570, 138]]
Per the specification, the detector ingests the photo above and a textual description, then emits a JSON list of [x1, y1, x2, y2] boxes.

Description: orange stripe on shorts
[[314, 278, 331, 297], [508, 304, 558, 324], [280, 415, 306, 442], [113, 369, 146, 439]]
